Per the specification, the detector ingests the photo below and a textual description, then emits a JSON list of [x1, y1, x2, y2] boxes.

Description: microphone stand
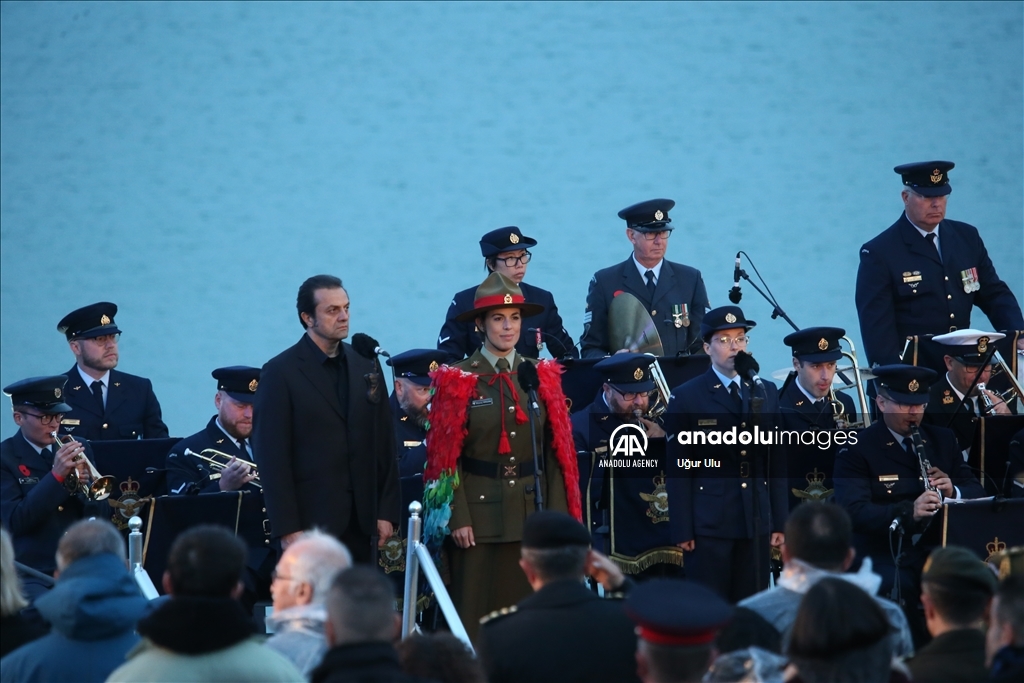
[[526, 392, 544, 512]]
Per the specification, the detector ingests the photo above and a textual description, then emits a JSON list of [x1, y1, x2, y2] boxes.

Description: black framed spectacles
[[496, 251, 532, 267], [637, 230, 671, 241], [612, 387, 652, 402], [19, 411, 65, 426]]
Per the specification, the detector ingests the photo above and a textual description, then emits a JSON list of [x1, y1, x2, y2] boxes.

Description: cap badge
[[428, 360, 439, 372], [930, 169, 943, 184], [724, 312, 737, 324], [509, 233, 520, 244], [54, 388, 62, 398], [817, 338, 829, 351], [654, 209, 664, 221], [248, 379, 259, 392], [100, 314, 111, 325], [908, 379, 920, 392], [503, 294, 513, 304], [977, 336, 989, 354], [633, 367, 644, 381]]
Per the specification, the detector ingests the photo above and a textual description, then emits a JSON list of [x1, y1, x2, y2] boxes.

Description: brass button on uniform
[[741, 483, 748, 489], [58, 505, 64, 511], [740, 450, 747, 456], [509, 456, 516, 463], [509, 432, 516, 438], [651, 309, 657, 316], [479, 495, 485, 500], [102, 423, 109, 429], [949, 313, 955, 319], [947, 295, 952, 300], [508, 405, 515, 413], [508, 480, 516, 487]]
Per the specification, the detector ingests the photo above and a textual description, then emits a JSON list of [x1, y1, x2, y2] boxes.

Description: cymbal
[[608, 292, 664, 357], [770, 365, 875, 384]]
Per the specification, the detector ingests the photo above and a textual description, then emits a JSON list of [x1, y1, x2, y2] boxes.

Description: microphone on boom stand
[[517, 361, 544, 511]]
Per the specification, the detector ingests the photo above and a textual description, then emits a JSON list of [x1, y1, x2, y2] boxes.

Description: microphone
[[516, 360, 541, 414], [728, 252, 743, 304], [733, 350, 763, 389], [889, 517, 901, 533], [351, 333, 390, 359]]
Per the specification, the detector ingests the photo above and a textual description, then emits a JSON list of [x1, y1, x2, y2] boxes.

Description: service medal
[[960, 267, 979, 294]]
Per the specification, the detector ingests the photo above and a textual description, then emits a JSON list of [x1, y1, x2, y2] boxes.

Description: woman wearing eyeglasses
[[436, 226, 579, 362]]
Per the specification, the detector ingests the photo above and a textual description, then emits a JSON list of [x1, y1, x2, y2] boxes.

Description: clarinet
[[909, 423, 940, 499]]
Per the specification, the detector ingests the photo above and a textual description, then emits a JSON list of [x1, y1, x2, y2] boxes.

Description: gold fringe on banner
[[611, 547, 684, 574]]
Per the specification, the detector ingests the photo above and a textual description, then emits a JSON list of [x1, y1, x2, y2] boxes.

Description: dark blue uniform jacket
[[60, 365, 169, 441]]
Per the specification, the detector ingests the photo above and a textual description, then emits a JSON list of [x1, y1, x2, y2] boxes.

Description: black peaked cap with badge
[[521, 510, 592, 549], [57, 302, 122, 340], [479, 226, 537, 257], [3, 376, 73, 413], [873, 364, 937, 405], [700, 305, 756, 340], [386, 349, 448, 386], [618, 199, 675, 232], [783, 327, 846, 363], [894, 160, 954, 197], [625, 578, 734, 646], [931, 329, 1004, 367], [212, 366, 261, 404], [594, 353, 656, 394]]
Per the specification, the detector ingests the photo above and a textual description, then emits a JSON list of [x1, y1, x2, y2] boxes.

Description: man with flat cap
[[625, 578, 734, 683], [779, 326, 859, 509], [666, 305, 787, 602], [477, 510, 640, 683], [855, 161, 1024, 373], [834, 364, 985, 643], [924, 329, 1013, 458], [438, 226, 578, 361], [56, 302, 168, 441], [581, 199, 709, 359], [0, 376, 101, 598], [572, 353, 682, 577]]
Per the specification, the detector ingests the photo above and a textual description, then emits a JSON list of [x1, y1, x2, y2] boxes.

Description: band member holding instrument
[[572, 353, 683, 577], [581, 199, 709, 358], [167, 366, 262, 495], [424, 272, 579, 642], [0, 375, 101, 599], [834, 365, 984, 645], [438, 226, 578, 362], [779, 327, 858, 510], [56, 302, 169, 440]]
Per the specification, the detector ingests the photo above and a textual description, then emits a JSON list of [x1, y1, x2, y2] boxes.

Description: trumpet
[[183, 448, 261, 490], [50, 432, 115, 501]]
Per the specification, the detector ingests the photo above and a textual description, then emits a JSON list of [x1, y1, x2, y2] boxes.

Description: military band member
[[437, 226, 578, 361], [666, 306, 787, 602], [833, 365, 985, 641], [56, 302, 169, 441], [0, 376, 100, 599], [423, 272, 579, 641], [779, 326, 858, 509], [572, 353, 682, 577], [855, 161, 1024, 371], [166, 366, 262, 495], [924, 330, 1012, 458], [581, 199, 709, 358]]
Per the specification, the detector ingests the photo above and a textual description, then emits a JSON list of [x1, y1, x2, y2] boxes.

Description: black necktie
[[902, 437, 914, 455], [925, 232, 941, 262], [729, 382, 742, 410], [90, 380, 105, 415], [645, 270, 656, 299], [41, 445, 53, 463], [495, 358, 510, 373], [237, 437, 248, 455]]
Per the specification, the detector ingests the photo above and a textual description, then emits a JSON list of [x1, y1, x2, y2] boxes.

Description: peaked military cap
[[700, 305, 756, 340], [625, 579, 734, 646], [922, 545, 998, 594], [784, 326, 846, 363], [386, 349, 448, 386], [618, 198, 675, 232], [895, 160, 954, 197], [522, 510, 591, 549], [931, 328, 1004, 367], [212, 366, 261, 403], [873, 364, 937, 405], [57, 302, 121, 340], [595, 353, 656, 393], [3, 375, 74, 413], [479, 226, 537, 257], [455, 272, 545, 322]]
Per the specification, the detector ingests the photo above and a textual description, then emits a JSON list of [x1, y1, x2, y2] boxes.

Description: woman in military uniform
[[423, 272, 580, 641]]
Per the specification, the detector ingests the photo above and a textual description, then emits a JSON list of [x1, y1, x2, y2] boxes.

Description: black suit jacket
[[855, 213, 1024, 368], [0, 433, 98, 573], [581, 256, 709, 358], [252, 336, 400, 542], [437, 281, 578, 361], [60, 365, 168, 441], [477, 579, 639, 683]]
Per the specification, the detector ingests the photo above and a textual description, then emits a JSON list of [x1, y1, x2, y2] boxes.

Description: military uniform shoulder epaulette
[[479, 604, 518, 625]]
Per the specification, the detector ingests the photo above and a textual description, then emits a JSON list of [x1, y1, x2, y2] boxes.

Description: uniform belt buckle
[[503, 465, 518, 478], [740, 462, 751, 478]]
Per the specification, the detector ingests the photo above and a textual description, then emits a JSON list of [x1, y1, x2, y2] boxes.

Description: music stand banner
[[942, 497, 1024, 564], [90, 437, 181, 532]]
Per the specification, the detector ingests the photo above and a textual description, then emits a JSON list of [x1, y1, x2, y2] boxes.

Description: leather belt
[[462, 457, 537, 479]]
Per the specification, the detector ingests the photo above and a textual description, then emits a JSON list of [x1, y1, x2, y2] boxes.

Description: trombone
[[183, 448, 262, 490], [642, 355, 673, 422], [832, 337, 871, 429], [50, 431, 116, 501]]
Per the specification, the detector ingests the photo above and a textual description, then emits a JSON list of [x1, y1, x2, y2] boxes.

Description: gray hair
[[57, 518, 126, 572], [1, 527, 28, 616], [287, 529, 353, 603]]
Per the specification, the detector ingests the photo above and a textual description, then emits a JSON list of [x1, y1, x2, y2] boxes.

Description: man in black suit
[[253, 274, 400, 564], [437, 226, 578, 361], [56, 302, 168, 441], [855, 161, 1024, 372], [0, 375, 100, 598], [581, 199, 709, 358], [834, 365, 986, 644], [477, 511, 639, 683], [666, 305, 787, 602]]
